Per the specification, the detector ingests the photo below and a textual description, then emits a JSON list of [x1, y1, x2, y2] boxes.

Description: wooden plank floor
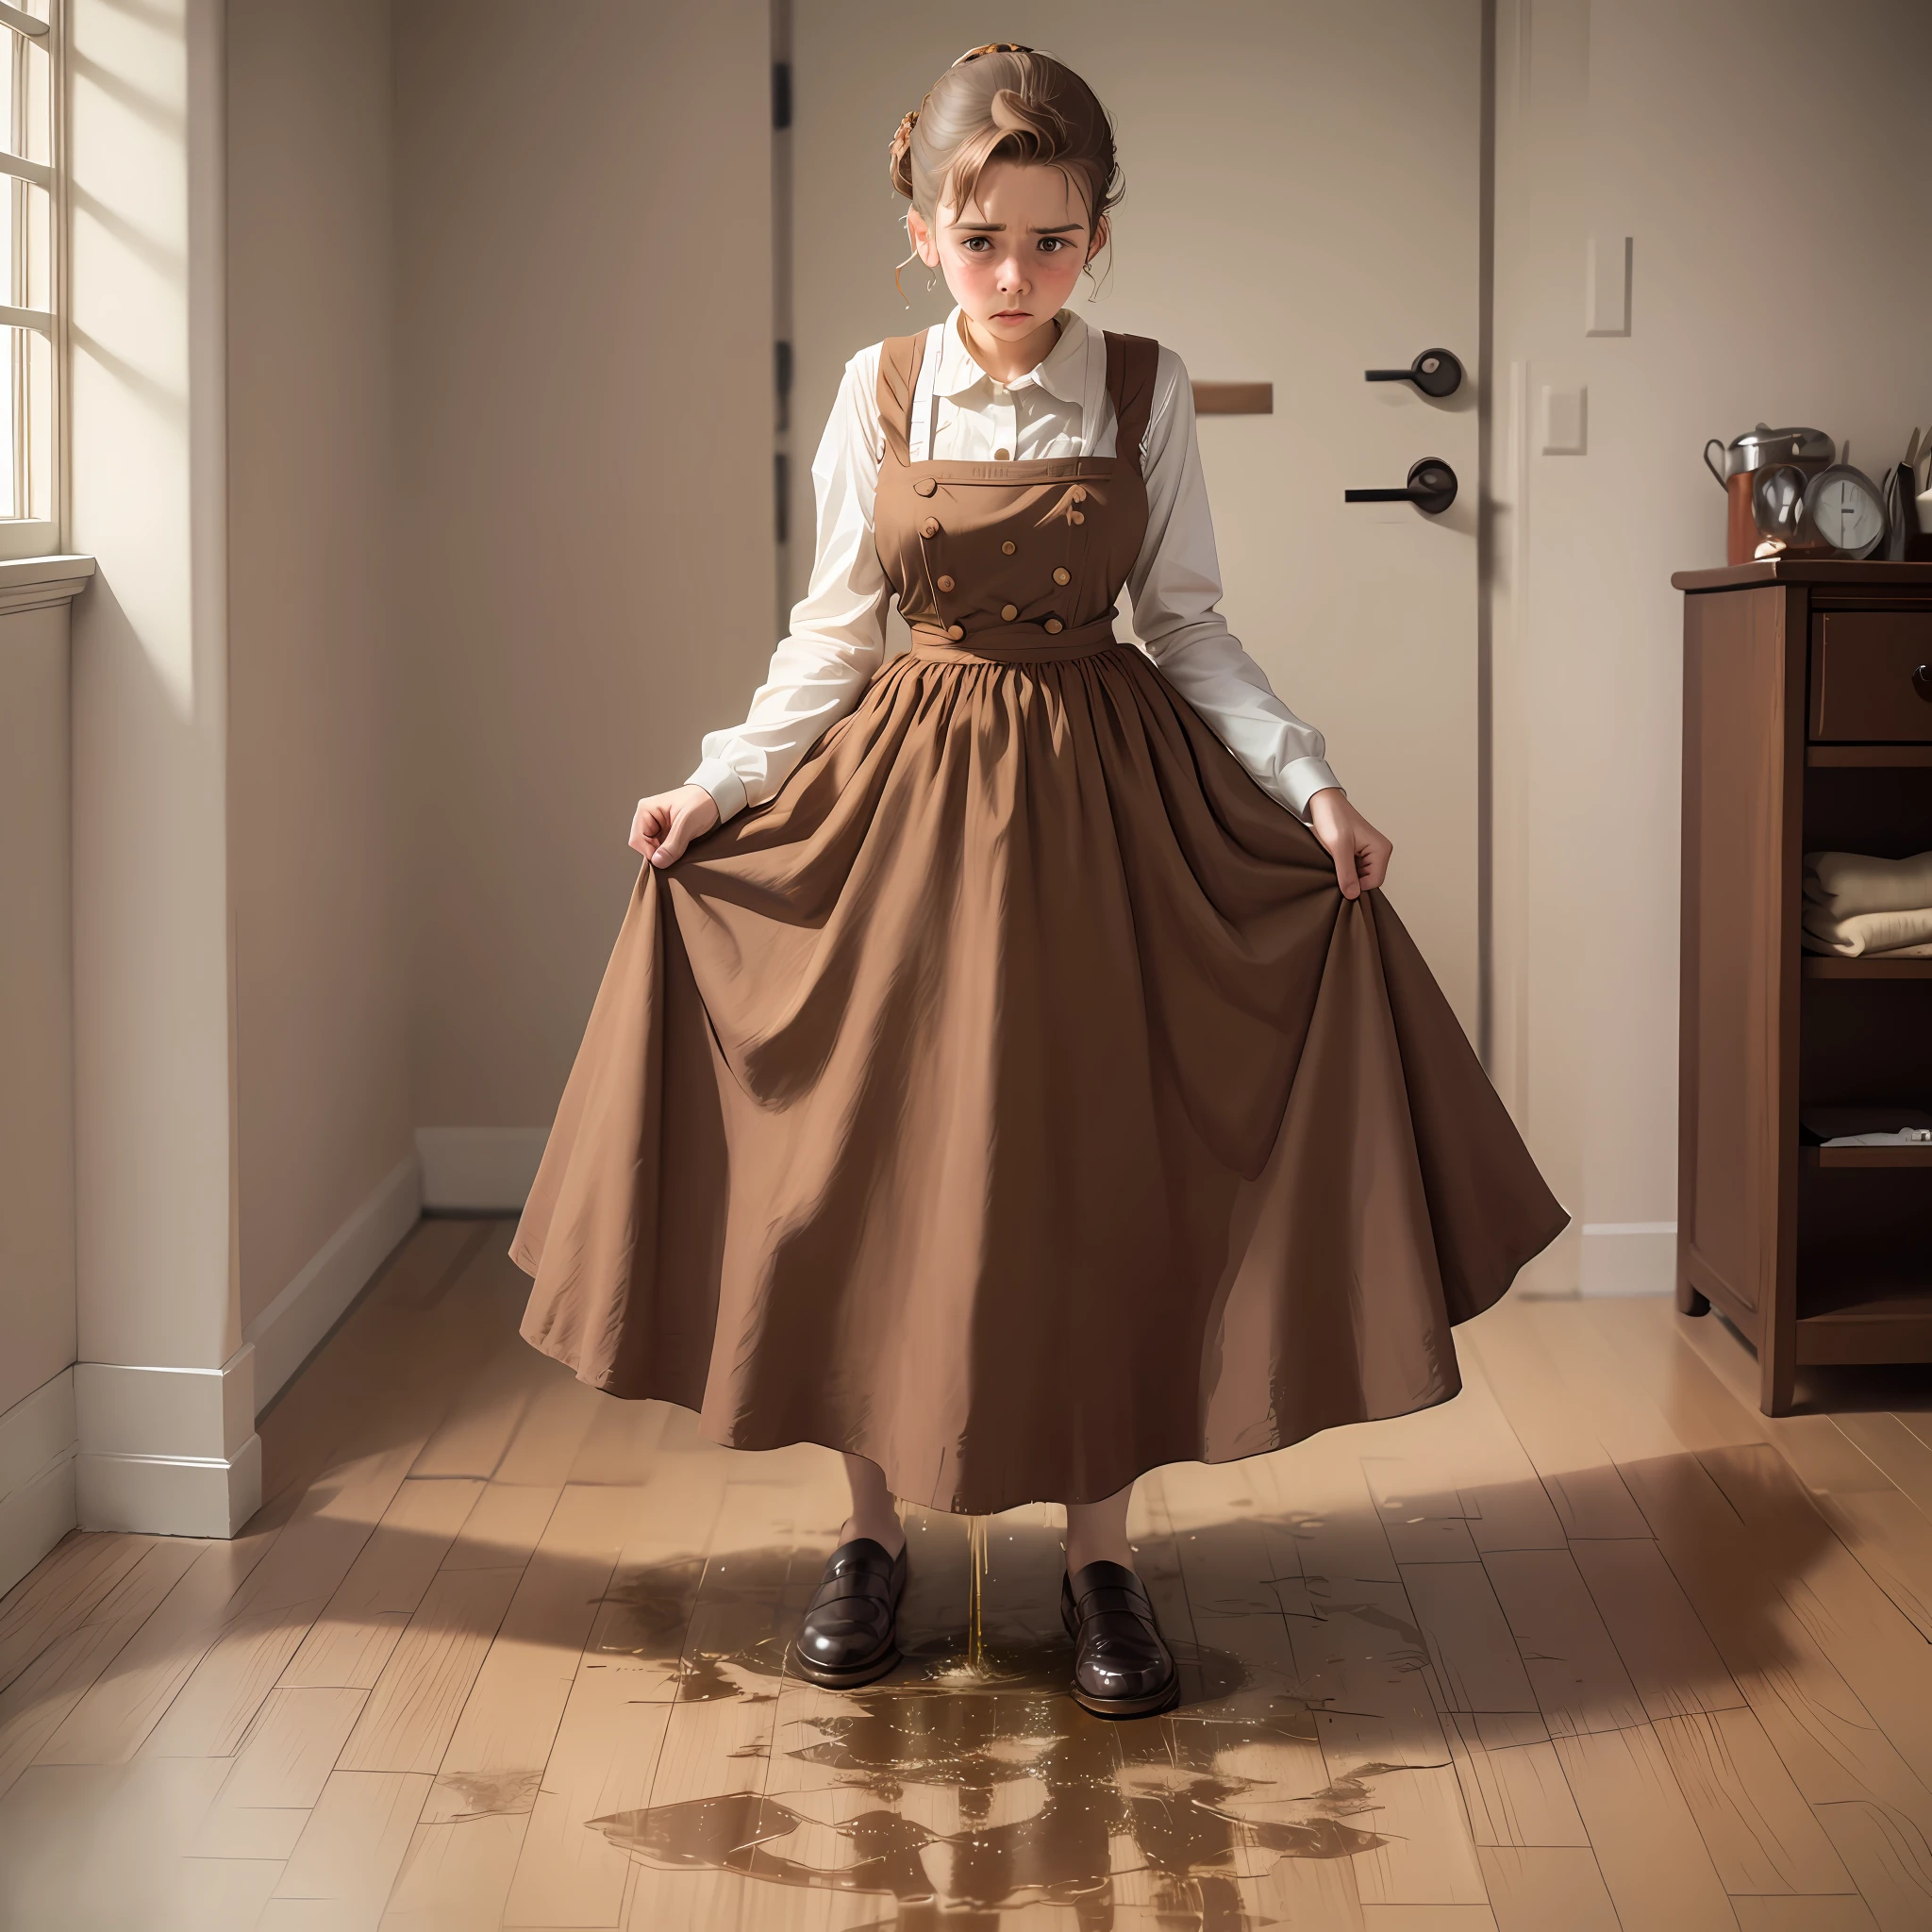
[[5, 1222, 1932, 1928]]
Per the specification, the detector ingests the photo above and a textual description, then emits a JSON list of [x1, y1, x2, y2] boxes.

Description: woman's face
[[907, 160, 1106, 348]]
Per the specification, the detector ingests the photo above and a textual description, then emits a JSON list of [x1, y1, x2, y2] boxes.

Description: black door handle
[[1344, 458, 1458, 515], [1365, 348, 1463, 398]]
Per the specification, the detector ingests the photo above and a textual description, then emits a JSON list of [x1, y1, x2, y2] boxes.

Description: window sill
[[0, 552, 95, 615]]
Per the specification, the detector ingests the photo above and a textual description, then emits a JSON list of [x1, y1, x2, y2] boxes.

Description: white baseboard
[[244, 1151, 422, 1409], [1580, 1222, 1677, 1297], [77, 1435, 262, 1538], [0, 1369, 78, 1596], [415, 1125, 548, 1213]]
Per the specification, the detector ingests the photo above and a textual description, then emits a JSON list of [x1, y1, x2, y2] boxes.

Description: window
[[0, 0, 54, 558]]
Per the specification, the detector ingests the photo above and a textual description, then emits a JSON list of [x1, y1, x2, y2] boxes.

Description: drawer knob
[[1917, 664, 1932, 704]]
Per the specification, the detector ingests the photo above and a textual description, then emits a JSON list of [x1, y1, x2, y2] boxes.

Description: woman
[[511, 43, 1565, 1720]]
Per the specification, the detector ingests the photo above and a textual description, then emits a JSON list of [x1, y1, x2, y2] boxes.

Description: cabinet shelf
[[1803, 957, 1932, 979], [1801, 1143, 1932, 1168], [1807, 745, 1932, 768]]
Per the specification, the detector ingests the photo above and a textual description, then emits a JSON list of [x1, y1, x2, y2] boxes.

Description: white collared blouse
[[686, 305, 1341, 825]]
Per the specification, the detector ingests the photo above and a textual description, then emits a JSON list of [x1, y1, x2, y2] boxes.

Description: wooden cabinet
[[1675, 560, 1932, 1414]]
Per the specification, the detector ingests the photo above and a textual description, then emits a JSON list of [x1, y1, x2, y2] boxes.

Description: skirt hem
[[509, 1195, 1568, 1516]]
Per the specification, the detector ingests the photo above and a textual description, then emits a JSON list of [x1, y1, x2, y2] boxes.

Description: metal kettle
[[1704, 425, 1836, 563]]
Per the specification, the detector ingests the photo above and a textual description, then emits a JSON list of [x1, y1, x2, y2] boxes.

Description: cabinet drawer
[[1809, 611, 1932, 741]]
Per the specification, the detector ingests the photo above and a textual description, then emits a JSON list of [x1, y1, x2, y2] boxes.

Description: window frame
[[0, 0, 59, 560]]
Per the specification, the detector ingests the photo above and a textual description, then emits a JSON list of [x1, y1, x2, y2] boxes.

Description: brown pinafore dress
[[511, 327, 1566, 1514]]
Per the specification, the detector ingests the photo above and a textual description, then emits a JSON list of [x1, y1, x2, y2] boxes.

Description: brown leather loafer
[[789, 1537, 908, 1687], [1061, 1559, 1179, 1718]]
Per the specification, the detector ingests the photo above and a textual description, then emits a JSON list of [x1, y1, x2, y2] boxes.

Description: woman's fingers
[[628, 800, 665, 859], [1328, 834, 1362, 901], [649, 793, 720, 869], [650, 809, 694, 867]]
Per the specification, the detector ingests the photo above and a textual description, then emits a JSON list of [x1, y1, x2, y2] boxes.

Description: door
[[791, 2, 1483, 1035]]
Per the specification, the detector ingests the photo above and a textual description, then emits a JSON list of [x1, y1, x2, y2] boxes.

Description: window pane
[[0, 29, 14, 160], [24, 320, 48, 519], [0, 325, 20, 519], [20, 27, 46, 166], [23, 178, 46, 311]]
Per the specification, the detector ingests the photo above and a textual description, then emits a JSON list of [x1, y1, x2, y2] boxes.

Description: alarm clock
[[1804, 463, 1889, 558]]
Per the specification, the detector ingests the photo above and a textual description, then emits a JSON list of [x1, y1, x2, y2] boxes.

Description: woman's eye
[[961, 237, 991, 252], [1040, 238, 1067, 253]]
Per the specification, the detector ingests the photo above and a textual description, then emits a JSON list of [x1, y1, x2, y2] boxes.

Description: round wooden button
[[921, 517, 940, 538], [946, 624, 965, 641], [1053, 567, 1071, 585], [936, 575, 955, 592], [993, 447, 1011, 461], [1002, 541, 1017, 555], [913, 477, 937, 497], [1044, 618, 1064, 635], [1071, 510, 1085, 525], [1001, 604, 1019, 623]]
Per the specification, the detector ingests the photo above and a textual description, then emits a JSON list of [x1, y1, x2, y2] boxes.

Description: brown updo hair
[[889, 44, 1122, 249]]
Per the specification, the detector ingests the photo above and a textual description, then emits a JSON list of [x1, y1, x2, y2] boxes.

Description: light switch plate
[[1541, 383, 1588, 455], [1586, 235, 1632, 336]]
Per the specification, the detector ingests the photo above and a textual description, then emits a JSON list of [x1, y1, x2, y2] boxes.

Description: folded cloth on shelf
[[1800, 1105, 1932, 1144], [1804, 848, 1932, 919], [1801, 902, 1932, 957]]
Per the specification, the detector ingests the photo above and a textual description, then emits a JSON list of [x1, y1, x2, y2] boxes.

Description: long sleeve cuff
[[686, 757, 748, 824], [1283, 758, 1343, 823]]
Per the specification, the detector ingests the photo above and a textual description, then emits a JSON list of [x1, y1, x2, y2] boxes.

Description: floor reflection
[[587, 1531, 1385, 1928]]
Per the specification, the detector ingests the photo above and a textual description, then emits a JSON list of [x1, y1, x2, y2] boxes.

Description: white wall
[[393, 0, 775, 1138], [226, 0, 415, 1351], [0, 606, 75, 1415], [1489, 0, 1932, 1293], [0, 598, 79, 1589], [67, 0, 259, 1534]]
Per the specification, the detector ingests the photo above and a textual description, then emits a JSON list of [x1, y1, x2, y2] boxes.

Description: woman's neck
[[958, 309, 1064, 386]]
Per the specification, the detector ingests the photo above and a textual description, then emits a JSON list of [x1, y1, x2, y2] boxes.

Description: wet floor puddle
[[581, 1524, 1407, 1927]]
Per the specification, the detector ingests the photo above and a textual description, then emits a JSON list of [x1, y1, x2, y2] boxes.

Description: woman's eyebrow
[[952, 222, 1084, 234]]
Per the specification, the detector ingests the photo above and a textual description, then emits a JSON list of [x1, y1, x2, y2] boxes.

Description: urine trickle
[[966, 1515, 989, 1676]]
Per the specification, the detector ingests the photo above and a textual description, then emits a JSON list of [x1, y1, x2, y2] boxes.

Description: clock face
[[1807, 469, 1886, 555]]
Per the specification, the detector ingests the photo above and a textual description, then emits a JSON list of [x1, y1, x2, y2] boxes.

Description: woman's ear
[[1088, 213, 1109, 263], [906, 206, 940, 268]]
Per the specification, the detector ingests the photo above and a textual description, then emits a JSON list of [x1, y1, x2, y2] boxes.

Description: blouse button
[[993, 447, 1011, 462], [921, 517, 940, 539], [1053, 567, 1071, 586], [1071, 510, 1085, 525], [1002, 541, 1017, 555], [946, 624, 965, 641], [913, 477, 937, 497], [936, 575, 956, 592], [1001, 604, 1019, 623], [1044, 619, 1064, 635]]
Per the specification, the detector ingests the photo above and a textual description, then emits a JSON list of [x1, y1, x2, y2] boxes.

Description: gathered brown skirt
[[511, 638, 1566, 1515]]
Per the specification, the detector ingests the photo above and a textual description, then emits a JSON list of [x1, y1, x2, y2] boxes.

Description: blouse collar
[[933, 304, 1094, 408]]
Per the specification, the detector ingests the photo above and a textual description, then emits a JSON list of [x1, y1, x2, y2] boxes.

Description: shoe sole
[[1068, 1674, 1181, 1719], [787, 1642, 901, 1689]]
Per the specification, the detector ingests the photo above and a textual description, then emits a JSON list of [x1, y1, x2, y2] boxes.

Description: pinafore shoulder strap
[[1104, 332, 1160, 479], [874, 333, 928, 469]]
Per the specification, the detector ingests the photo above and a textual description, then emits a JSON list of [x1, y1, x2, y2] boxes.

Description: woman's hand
[[630, 783, 721, 868], [1307, 787, 1392, 901]]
